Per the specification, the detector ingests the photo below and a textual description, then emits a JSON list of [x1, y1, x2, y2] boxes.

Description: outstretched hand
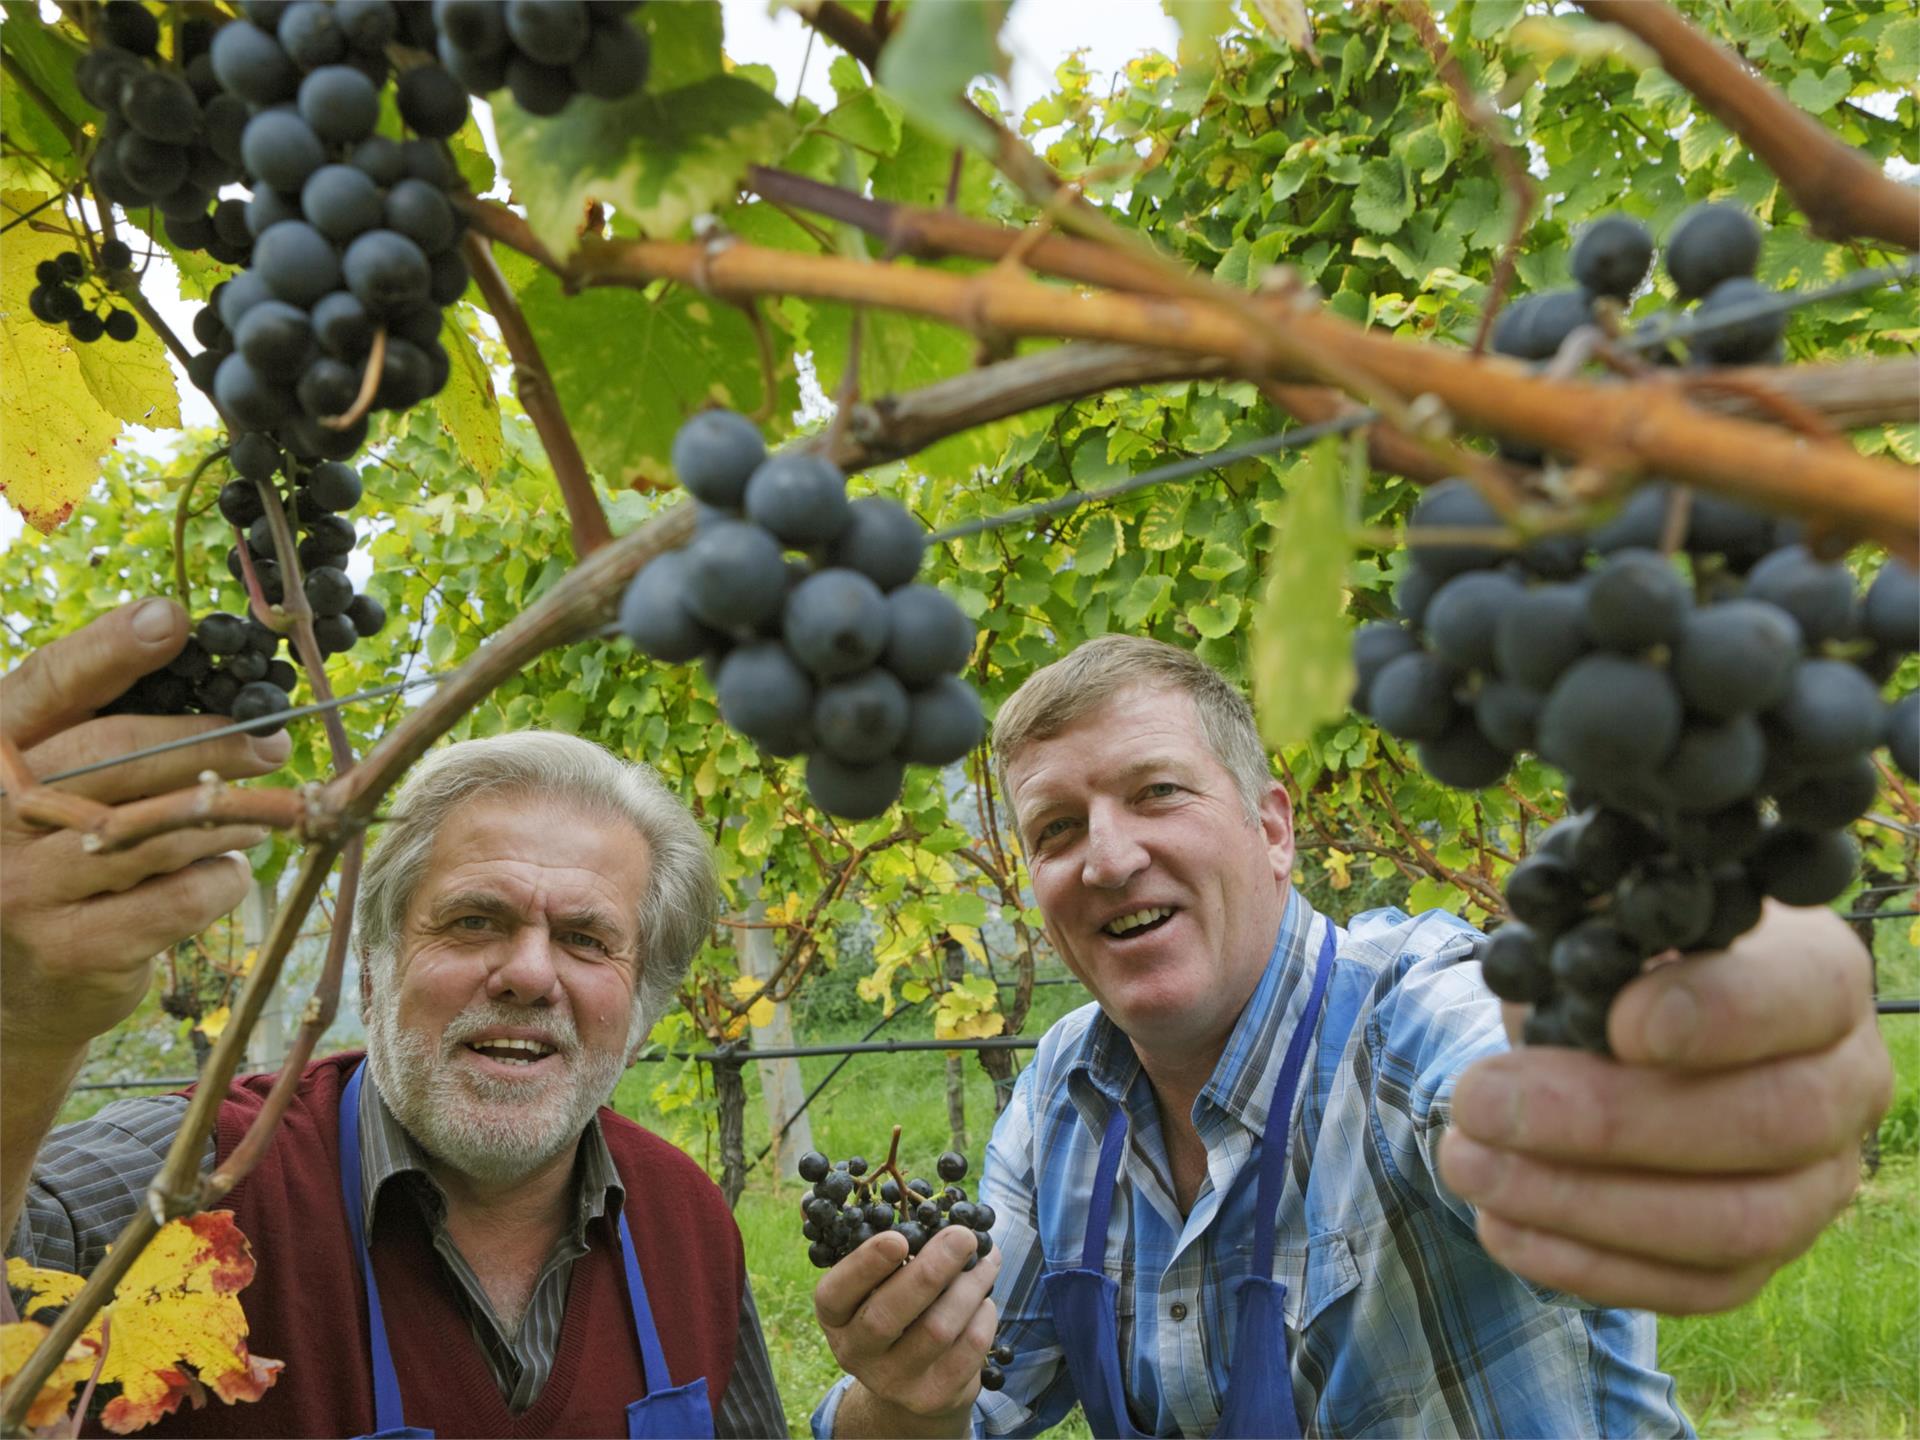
[[1439, 901, 1891, 1314], [0, 599, 290, 1053]]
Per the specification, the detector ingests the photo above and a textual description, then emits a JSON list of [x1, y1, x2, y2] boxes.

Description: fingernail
[[250, 732, 292, 764], [1645, 984, 1699, 1063], [1454, 1068, 1521, 1144], [132, 597, 176, 642]]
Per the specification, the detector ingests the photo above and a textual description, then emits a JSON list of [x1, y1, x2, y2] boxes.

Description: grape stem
[[880, 1124, 911, 1208], [322, 326, 387, 431], [461, 230, 611, 557], [170, 446, 230, 610]]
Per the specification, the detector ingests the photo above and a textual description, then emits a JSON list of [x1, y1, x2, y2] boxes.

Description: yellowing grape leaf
[[6, 1212, 282, 1434], [0, 190, 180, 534], [726, 974, 775, 1029], [0, 1318, 103, 1430], [438, 312, 503, 482], [195, 1005, 231, 1041]]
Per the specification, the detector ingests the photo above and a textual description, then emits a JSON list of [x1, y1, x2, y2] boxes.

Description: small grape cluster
[[1486, 203, 1779, 466], [796, 1145, 1013, 1392], [426, 0, 651, 117], [26, 247, 140, 344], [1355, 490, 1918, 1052], [76, 3, 254, 265], [100, 609, 297, 733], [620, 411, 986, 820]]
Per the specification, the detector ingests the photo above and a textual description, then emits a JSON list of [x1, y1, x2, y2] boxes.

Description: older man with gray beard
[[3, 604, 787, 1439]]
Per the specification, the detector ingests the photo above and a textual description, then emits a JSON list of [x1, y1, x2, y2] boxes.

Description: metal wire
[[927, 411, 1374, 544], [0, 672, 449, 797]]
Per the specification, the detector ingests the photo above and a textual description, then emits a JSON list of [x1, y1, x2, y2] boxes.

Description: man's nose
[[1081, 800, 1149, 890], [485, 923, 560, 1004]]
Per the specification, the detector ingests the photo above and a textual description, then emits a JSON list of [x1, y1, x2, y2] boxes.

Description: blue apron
[[339, 1063, 714, 1439], [1040, 926, 1339, 1439]]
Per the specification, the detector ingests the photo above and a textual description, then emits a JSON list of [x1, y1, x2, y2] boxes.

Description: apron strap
[[1080, 1102, 1132, 1271], [340, 1063, 412, 1437], [615, 1208, 675, 1391], [1249, 924, 1337, 1282]]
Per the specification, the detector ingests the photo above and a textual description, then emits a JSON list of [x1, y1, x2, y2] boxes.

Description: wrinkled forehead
[[409, 793, 649, 913], [1004, 684, 1211, 815]]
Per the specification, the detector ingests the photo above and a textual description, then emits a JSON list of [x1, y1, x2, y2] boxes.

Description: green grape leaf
[[1352, 156, 1415, 235], [874, 0, 1010, 149], [496, 75, 793, 258], [509, 257, 785, 487]]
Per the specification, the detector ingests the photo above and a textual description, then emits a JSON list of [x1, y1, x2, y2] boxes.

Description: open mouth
[[462, 1038, 558, 1069], [1102, 906, 1177, 940]]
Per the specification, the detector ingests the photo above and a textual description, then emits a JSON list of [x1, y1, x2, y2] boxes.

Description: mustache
[[438, 1003, 582, 1058]]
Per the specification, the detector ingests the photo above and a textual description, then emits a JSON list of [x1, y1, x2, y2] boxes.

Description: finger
[[913, 1293, 998, 1414], [1609, 901, 1873, 1068], [895, 1240, 1001, 1358], [1439, 1133, 1860, 1269], [64, 852, 254, 969], [1452, 1020, 1889, 1173], [843, 1226, 992, 1351], [814, 1230, 910, 1331], [1474, 1211, 1775, 1315], [26, 713, 290, 804], [0, 600, 189, 751], [26, 824, 272, 905]]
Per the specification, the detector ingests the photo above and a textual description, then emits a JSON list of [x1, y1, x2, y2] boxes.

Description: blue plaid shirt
[[814, 893, 1691, 1437]]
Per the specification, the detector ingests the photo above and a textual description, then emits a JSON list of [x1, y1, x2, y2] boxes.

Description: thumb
[[0, 598, 190, 749]]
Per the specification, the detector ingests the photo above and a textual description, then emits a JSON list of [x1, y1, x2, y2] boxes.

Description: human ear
[[1259, 782, 1295, 888]]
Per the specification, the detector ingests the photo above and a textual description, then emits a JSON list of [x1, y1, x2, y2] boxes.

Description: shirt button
[[1169, 1302, 1188, 1321]]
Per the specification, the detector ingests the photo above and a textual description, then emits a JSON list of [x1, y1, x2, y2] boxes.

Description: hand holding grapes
[[813, 1220, 1002, 1438], [1, 600, 289, 1239], [1438, 901, 1892, 1314]]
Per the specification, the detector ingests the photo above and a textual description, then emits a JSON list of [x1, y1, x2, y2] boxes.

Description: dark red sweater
[[125, 1053, 742, 1439]]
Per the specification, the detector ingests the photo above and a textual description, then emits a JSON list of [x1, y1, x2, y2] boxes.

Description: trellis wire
[[64, 984, 1920, 1099], [0, 671, 449, 795]]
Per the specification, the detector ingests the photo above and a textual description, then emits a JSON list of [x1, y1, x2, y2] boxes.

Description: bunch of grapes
[[796, 1143, 1014, 1391], [620, 410, 986, 820], [425, 0, 651, 117], [25, 247, 140, 344], [76, 2, 254, 265], [192, 12, 470, 466], [1352, 207, 1919, 1052]]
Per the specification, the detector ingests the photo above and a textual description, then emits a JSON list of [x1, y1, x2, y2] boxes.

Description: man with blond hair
[[2, 602, 786, 1437], [811, 633, 1891, 1437]]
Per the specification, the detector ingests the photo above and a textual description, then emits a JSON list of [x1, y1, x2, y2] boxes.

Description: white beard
[[364, 991, 629, 1187]]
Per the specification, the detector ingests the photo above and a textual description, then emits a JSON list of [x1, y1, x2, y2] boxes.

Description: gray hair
[[992, 635, 1273, 828], [355, 731, 717, 1047]]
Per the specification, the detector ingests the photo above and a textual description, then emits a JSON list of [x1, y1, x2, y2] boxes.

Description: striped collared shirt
[[13, 1066, 787, 1436], [815, 892, 1691, 1438]]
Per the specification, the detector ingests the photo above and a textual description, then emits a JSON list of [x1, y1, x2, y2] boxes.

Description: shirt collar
[[356, 1060, 625, 1240], [1067, 888, 1328, 1133]]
